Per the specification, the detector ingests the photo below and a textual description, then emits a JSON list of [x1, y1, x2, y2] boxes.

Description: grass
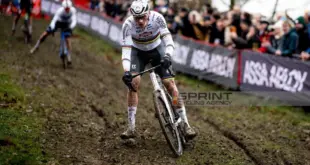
[[75, 28, 120, 60], [0, 73, 47, 165], [0, 73, 25, 105]]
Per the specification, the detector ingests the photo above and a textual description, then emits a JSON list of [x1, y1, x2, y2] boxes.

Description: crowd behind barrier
[[1, 0, 310, 105], [71, 0, 310, 61]]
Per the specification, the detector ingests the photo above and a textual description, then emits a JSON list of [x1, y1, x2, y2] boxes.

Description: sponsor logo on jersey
[[138, 31, 152, 38]]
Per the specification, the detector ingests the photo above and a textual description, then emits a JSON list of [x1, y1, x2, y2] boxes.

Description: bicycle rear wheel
[[23, 14, 31, 44], [60, 54, 67, 69], [153, 91, 183, 157]]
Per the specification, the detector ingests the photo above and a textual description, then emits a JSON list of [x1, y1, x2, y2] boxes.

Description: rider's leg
[[162, 77, 197, 138], [120, 75, 140, 139], [31, 21, 60, 53], [162, 78, 190, 126], [26, 11, 32, 35], [12, 12, 21, 34], [30, 31, 50, 53], [127, 75, 140, 131]]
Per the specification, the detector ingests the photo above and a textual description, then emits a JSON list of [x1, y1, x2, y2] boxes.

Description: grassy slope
[[0, 73, 47, 164]]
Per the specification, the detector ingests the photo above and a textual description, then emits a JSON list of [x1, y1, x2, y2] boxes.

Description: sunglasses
[[134, 15, 147, 21]]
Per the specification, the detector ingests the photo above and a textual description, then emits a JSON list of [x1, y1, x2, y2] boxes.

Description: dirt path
[[1, 16, 310, 165]]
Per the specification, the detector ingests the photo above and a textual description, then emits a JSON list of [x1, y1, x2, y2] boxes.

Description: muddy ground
[[1, 16, 310, 165]]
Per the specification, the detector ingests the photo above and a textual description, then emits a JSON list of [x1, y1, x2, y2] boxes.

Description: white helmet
[[130, 0, 149, 17], [62, 0, 72, 8]]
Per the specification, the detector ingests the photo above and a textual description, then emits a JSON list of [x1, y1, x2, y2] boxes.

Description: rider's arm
[[70, 8, 77, 29], [157, 14, 175, 57], [121, 20, 133, 72], [50, 8, 62, 30]]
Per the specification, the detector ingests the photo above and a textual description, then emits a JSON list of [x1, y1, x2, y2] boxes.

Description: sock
[[67, 53, 72, 62], [28, 25, 32, 34], [12, 23, 16, 30], [34, 40, 40, 48], [128, 106, 137, 131], [176, 108, 190, 127]]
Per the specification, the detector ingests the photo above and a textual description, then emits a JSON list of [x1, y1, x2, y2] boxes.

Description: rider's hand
[[160, 54, 172, 69], [48, 26, 55, 36], [122, 71, 136, 92]]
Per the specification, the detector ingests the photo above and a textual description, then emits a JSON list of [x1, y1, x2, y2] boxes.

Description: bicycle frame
[[149, 71, 175, 122], [59, 31, 69, 57], [133, 65, 181, 128]]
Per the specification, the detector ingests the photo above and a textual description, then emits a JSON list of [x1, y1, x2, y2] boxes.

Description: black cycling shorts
[[129, 43, 174, 79], [46, 21, 71, 34], [20, 0, 32, 15]]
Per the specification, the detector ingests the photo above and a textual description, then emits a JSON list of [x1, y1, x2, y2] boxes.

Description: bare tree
[[230, 0, 235, 9], [239, 0, 251, 7], [270, 0, 279, 20], [219, 0, 252, 10]]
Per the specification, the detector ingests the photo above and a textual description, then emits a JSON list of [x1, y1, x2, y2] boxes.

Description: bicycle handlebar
[[132, 64, 161, 78]]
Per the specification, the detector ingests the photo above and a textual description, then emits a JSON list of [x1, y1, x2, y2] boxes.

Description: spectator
[[201, 15, 213, 42], [99, 0, 104, 12], [257, 17, 271, 53], [209, 18, 225, 46], [231, 13, 242, 36], [112, 0, 124, 19], [275, 20, 299, 57], [300, 12, 310, 61], [154, 0, 168, 13], [251, 13, 262, 27], [90, 0, 100, 11], [241, 12, 252, 22], [73, 0, 310, 61], [231, 19, 260, 49], [294, 16, 310, 54], [188, 10, 205, 40], [104, 0, 114, 17], [176, 8, 196, 39], [263, 20, 283, 54], [165, 8, 178, 34]]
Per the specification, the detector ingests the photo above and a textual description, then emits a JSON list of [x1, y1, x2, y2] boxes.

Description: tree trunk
[[270, 0, 279, 20], [230, 0, 235, 10]]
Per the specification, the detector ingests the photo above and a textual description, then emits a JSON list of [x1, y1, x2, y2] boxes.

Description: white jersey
[[50, 7, 77, 30], [121, 11, 175, 71], [122, 11, 171, 51]]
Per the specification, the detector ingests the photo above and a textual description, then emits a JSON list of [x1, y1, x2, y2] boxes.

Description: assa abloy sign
[[241, 51, 310, 104], [172, 35, 238, 89]]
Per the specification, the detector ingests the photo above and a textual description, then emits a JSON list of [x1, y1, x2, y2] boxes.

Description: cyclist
[[10, 0, 33, 37], [120, 0, 197, 139], [30, 0, 76, 66]]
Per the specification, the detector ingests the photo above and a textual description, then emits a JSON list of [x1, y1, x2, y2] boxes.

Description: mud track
[[1, 16, 310, 165]]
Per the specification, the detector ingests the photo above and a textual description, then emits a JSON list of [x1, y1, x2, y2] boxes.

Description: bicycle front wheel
[[153, 91, 183, 157]]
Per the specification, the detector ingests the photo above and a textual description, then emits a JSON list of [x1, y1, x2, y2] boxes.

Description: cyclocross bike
[[59, 29, 71, 69], [132, 64, 189, 157], [22, 12, 31, 44]]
